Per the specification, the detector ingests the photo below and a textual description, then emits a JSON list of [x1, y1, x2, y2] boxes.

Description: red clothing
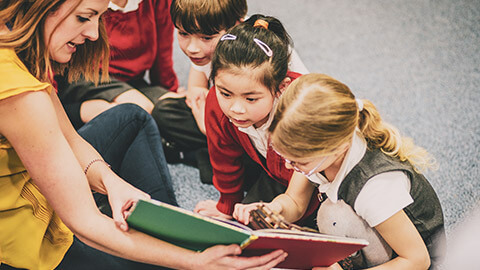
[[103, 0, 178, 91], [205, 71, 319, 218]]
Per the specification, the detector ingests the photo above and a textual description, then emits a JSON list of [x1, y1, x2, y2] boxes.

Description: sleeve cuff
[[216, 193, 245, 215]]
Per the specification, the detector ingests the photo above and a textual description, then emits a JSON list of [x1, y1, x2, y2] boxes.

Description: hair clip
[[253, 38, 273, 57], [253, 19, 269, 30], [220, 34, 237, 41]]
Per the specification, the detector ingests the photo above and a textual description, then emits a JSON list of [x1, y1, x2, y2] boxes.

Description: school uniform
[[204, 71, 319, 223], [312, 131, 445, 268]]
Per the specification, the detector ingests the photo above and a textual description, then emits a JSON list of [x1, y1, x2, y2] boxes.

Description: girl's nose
[[229, 100, 246, 114]]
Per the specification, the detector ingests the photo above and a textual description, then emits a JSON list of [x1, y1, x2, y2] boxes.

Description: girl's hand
[[194, 200, 232, 219], [104, 175, 151, 231], [195, 244, 287, 270], [313, 262, 342, 270], [233, 202, 265, 225]]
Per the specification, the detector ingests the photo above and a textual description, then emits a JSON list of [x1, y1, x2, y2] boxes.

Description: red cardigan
[[205, 71, 319, 219], [103, 0, 178, 91]]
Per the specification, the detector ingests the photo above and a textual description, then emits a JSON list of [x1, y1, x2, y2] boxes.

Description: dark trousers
[[152, 97, 212, 183]]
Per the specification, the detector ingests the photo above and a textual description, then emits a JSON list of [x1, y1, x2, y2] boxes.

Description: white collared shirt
[[237, 98, 278, 159], [108, 0, 143, 13], [308, 130, 413, 227]]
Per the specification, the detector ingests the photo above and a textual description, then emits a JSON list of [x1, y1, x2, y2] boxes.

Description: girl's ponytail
[[359, 100, 436, 172]]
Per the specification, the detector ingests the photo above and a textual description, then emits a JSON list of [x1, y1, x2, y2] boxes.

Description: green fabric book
[[126, 199, 254, 251]]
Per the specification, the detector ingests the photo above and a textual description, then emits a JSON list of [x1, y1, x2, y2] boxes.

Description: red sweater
[[103, 0, 178, 91], [205, 71, 319, 218]]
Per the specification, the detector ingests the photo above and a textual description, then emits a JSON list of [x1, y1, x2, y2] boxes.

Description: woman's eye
[[202, 36, 213, 41], [178, 31, 188, 36], [77, 16, 90, 23], [246, 97, 258, 102]]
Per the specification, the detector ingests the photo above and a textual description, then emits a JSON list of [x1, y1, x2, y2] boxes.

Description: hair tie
[[253, 19, 269, 30], [356, 98, 364, 111], [253, 38, 273, 57], [220, 34, 237, 41]]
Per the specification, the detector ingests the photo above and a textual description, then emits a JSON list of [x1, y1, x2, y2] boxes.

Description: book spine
[[240, 235, 258, 249]]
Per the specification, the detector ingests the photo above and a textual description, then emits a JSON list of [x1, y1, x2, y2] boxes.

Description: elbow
[[411, 251, 431, 270]]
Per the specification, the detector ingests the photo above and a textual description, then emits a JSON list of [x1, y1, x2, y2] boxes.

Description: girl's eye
[[178, 31, 188, 37], [246, 97, 258, 102], [77, 16, 90, 23], [220, 92, 231, 98], [202, 36, 213, 41]]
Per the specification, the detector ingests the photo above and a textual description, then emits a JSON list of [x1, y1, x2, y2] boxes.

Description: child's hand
[[185, 86, 208, 109], [189, 92, 206, 134], [233, 202, 265, 225], [194, 200, 233, 219]]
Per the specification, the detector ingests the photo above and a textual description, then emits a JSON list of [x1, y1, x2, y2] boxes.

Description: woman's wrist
[[84, 158, 114, 194]]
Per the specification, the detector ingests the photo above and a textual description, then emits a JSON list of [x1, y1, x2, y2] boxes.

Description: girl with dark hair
[[194, 15, 319, 226]]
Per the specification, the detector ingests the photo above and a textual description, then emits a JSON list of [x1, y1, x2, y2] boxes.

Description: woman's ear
[[277, 77, 292, 97]]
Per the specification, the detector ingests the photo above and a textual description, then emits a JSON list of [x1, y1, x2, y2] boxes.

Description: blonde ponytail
[[358, 100, 436, 172]]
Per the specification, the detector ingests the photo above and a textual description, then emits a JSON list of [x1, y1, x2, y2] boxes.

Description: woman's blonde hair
[[269, 73, 435, 172], [0, 0, 109, 83]]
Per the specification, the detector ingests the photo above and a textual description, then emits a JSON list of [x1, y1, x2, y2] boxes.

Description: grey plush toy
[[316, 198, 393, 268]]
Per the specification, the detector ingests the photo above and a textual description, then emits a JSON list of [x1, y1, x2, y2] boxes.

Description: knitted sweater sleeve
[[205, 88, 246, 215], [150, 0, 178, 91]]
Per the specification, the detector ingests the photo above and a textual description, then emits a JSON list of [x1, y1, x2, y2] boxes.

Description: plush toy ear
[[277, 77, 292, 97]]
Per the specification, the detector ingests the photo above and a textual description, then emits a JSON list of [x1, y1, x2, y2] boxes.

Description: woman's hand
[[233, 202, 265, 225], [313, 262, 342, 270], [195, 244, 287, 270], [104, 174, 151, 231], [194, 200, 233, 219]]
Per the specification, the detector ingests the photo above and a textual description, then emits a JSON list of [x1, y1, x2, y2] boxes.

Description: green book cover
[[126, 199, 254, 251]]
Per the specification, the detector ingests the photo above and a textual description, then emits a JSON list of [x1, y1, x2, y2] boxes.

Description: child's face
[[44, 0, 109, 63], [215, 68, 276, 129], [177, 27, 225, 66]]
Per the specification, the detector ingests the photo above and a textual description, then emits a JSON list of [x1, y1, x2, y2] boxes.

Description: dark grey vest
[[338, 148, 446, 268]]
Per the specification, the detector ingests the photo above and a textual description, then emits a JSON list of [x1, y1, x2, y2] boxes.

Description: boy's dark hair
[[211, 14, 293, 94], [170, 0, 247, 35]]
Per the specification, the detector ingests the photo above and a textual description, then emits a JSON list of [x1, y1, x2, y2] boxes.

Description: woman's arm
[[0, 89, 286, 269]]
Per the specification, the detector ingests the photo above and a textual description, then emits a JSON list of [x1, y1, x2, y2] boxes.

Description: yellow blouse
[[0, 48, 73, 270]]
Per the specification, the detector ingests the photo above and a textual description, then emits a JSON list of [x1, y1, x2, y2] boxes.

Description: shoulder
[[0, 48, 52, 101], [287, 70, 302, 81]]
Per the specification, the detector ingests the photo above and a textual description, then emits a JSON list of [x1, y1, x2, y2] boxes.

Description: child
[[194, 15, 319, 225], [0, 1, 286, 269], [234, 73, 446, 269], [154, 0, 309, 182]]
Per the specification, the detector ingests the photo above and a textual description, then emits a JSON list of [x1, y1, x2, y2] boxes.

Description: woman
[[0, 1, 286, 269]]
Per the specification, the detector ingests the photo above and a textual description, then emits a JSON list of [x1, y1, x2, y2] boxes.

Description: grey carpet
[[168, 0, 480, 264]]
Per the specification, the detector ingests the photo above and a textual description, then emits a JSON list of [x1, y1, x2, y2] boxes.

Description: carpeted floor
[[167, 0, 480, 265]]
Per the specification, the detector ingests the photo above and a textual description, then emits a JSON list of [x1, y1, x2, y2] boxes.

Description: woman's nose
[[82, 20, 99, 41]]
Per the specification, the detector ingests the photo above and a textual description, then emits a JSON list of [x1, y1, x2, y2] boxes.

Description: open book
[[126, 199, 368, 269]]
